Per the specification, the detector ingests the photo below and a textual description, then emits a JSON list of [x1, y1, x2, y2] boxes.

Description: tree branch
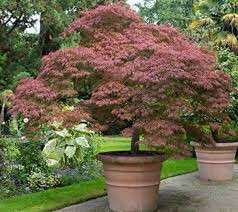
[[3, 14, 14, 26], [6, 14, 23, 35]]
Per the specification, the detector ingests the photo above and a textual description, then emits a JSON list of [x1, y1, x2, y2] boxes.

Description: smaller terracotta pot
[[191, 142, 238, 181], [97, 151, 166, 212]]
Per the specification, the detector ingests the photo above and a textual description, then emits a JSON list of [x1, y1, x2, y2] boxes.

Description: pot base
[[191, 142, 238, 181], [196, 148, 236, 181], [97, 151, 166, 212], [108, 186, 159, 212]]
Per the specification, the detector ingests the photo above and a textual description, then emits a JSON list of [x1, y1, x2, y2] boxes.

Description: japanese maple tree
[[12, 4, 233, 154]]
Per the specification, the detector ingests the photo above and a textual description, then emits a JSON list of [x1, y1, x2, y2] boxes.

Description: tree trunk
[[131, 129, 139, 154], [0, 96, 6, 135], [38, 14, 52, 57]]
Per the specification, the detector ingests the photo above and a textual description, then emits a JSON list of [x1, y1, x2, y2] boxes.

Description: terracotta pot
[[191, 142, 238, 181], [97, 151, 166, 212]]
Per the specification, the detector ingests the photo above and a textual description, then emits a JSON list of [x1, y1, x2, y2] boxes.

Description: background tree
[[0, 0, 125, 92], [137, 0, 194, 29], [189, 0, 238, 124], [216, 47, 238, 124], [190, 0, 238, 53], [12, 4, 233, 155]]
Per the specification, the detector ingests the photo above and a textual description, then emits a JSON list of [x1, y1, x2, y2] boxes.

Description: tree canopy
[[12, 4, 233, 152]]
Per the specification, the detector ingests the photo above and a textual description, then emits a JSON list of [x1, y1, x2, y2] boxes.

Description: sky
[[128, 0, 143, 8], [25, 0, 144, 33]]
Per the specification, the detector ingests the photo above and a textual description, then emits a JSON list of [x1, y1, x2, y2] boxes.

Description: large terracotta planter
[[191, 142, 238, 181], [97, 151, 166, 212]]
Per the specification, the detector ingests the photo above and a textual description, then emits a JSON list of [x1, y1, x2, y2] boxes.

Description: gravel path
[[58, 165, 238, 212]]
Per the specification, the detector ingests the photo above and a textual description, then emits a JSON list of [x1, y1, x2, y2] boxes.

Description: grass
[[100, 136, 147, 152], [0, 136, 197, 212], [161, 159, 197, 179], [100, 136, 131, 152], [0, 179, 106, 212]]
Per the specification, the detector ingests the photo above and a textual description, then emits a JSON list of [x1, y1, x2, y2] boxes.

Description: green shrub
[[1, 119, 103, 199], [216, 48, 238, 86], [216, 48, 238, 122], [0, 137, 19, 199], [14, 139, 50, 186], [28, 169, 61, 192], [0, 136, 51, 198]]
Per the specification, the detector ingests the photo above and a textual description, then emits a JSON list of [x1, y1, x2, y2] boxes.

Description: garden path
[[58, 165, 238, 212]]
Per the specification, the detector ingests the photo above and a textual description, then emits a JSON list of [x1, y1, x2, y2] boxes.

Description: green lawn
[[100, 136, 147, 152], [0, 179, 106, 212], [0, 136, 197, 212], [100, 136, 131, 152]]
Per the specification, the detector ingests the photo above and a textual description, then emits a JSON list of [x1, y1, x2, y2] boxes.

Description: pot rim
[[190, 141, 238, 148], [97, 151, 167, 164]]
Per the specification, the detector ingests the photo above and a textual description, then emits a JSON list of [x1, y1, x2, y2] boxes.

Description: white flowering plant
[[28, 169, 61, 192], [42, 121, 102, 168], [9, 116, 29, 138]]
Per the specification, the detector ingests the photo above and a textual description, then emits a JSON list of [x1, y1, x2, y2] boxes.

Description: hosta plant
[[42, 122, 101, 167]]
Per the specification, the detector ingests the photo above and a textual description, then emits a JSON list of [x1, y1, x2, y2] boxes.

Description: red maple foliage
[[12, 4, 233, 152]]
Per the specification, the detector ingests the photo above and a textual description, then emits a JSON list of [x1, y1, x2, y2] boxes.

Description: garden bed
[[0, 158, 197, 212]]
